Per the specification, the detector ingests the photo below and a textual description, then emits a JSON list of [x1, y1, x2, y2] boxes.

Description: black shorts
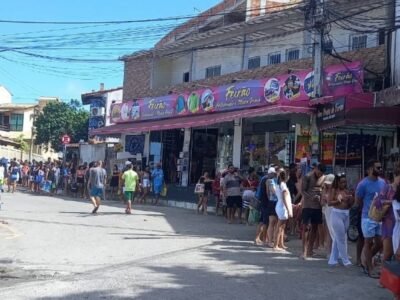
[[226, 196, 242, 208], [302, 208, 323, 225], [266, 201, 277, 217], [259, 206, 269, 225]]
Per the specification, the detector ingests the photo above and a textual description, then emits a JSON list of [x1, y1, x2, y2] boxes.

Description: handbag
[[194, 183, 205, 194], [368, 192, 391, 222], [248, 209, 260, 225], [161, 184, 168, 197]]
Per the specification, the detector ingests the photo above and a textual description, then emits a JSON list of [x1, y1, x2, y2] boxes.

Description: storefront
[[93, 61, 365, 187], [316, 94, 400, 188]]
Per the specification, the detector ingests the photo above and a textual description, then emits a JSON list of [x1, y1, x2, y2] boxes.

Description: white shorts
[[142, 179, 150, 188]]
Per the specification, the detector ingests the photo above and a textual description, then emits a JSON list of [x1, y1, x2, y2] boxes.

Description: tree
[[34, 101, 89, 151], [14, 134, 29, 161]]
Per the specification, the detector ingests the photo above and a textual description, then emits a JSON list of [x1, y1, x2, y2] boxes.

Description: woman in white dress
[[274, 169, 293, 250]]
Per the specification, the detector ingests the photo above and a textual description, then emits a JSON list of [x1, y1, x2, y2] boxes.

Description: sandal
[[367, 271, 380, 279]]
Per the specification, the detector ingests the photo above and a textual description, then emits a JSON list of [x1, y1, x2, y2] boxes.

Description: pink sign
[[110, 62, 364, 123]]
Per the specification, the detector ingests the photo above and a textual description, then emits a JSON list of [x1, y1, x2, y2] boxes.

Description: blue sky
[[0, 0, 220, 103]]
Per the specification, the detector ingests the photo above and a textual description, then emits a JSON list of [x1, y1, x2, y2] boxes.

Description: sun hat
[[324, 174, 335, 185]]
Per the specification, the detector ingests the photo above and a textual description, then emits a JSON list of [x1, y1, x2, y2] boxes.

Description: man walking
[[87, 160, 107, 214], [355, 159, 385, 278], [301, 163, 326, 258], [121, 162, 139, 214]]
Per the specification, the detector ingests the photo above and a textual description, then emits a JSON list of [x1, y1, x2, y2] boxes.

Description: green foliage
[[34, 101, 89, 151], [14, 134, 29, 153]]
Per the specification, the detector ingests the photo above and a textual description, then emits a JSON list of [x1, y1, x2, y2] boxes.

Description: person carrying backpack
[[254, 170, 270, 245]]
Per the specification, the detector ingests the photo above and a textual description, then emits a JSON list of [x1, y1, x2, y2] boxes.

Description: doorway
[[190, 129, 218, 183]]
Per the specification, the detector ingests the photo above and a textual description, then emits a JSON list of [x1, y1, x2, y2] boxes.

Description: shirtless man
[[301, 163, 326, 259]]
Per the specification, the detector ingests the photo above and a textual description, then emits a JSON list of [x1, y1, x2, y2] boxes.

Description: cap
[[268, 167, 276, 174], [125, 161, 132, 166], [324, 174, 335, 185]]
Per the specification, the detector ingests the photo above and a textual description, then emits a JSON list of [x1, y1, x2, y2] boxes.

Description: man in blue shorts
[[87, 160, 107, 214], [355, 159, 386, 278]]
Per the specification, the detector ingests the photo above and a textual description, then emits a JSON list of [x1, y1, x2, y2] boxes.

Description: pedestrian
[[121, 161, 139, 214], [377, 162, 400, 262], [109, 164, 120, 199], [222, 165, 242, 224], [87, 160, 107, 214], [21, 162, 30, 187], [76, 165, 85, 198], [139, 166, 151, 204], [328, 173, 354, 267], [196, 172, 213, 215], [355, 159, 386, 278], [0, 162, 5, 193], [151, 163, 164, 205], [273, 169, 293, 251], [301, 163, 326, 259], [8, 162, 20, 193], [321, 174, 335, 258], [266, 166, 279, 248], [392, 177, 400, 261], [242, 167, 259, 224], [254, 171, 269, 245]]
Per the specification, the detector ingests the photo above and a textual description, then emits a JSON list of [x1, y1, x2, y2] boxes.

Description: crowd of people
[[2, 156, 399, 297], [195, 160, 400, 297], [0, 158, 166, 214]]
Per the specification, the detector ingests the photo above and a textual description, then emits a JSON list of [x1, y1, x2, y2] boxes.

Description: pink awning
[[92, 103, 313, 135]]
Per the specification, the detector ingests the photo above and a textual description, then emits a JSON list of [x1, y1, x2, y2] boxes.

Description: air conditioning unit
[[91, 107, 105, 117]]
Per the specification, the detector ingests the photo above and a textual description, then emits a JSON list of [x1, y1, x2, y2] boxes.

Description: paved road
[[0, 191, 391, 300]]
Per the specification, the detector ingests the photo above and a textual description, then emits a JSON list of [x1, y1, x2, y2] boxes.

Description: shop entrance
[[190, 129, 218, 183], [149, 130, 183, 184]]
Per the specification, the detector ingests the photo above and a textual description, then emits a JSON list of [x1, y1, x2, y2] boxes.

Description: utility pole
[[309, 0, 326, 98]]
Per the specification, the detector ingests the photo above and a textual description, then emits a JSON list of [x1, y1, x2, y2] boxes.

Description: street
[[0, 192, 392, 300]]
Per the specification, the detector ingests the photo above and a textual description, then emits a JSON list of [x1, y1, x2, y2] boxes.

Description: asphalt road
[[0, 191, 392, 300]]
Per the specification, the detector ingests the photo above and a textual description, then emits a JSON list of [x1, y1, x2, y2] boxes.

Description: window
[[10, 114, 23, 131], [351, 35, 367, 50], [268, 52, 281, 65], [286, 49, 300, 61], [183, 72, 190, 83], [205, 65, 221, 78], [248, 56, 261, 69]]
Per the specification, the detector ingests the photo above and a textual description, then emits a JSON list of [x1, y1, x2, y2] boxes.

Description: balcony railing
[[0, 124, 10, 132]]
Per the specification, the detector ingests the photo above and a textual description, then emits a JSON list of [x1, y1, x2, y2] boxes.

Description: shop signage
[[110, 62, 363, 124], [89, 97, 106, 131], [316, 97, 346, 126]]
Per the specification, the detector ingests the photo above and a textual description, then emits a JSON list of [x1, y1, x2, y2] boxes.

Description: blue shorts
[[361, 217, 382, 238], [90, 187, 104, 199]]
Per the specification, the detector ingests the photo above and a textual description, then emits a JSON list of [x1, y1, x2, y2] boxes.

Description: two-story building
[[93, 0, 400, 190], [0, 87, 59, 161]]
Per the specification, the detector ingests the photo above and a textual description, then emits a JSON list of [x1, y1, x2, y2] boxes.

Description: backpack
[[255, 175, 269, 203]]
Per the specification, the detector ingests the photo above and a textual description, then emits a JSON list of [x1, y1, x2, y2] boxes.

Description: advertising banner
[[89, 97, 106, 131], [110, 62, 363, 124]]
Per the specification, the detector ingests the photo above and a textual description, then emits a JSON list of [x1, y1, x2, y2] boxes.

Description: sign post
[[61, 135, 71, 163]]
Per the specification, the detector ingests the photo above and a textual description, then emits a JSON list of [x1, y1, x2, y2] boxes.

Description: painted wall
[[0, 86, 12, 104]]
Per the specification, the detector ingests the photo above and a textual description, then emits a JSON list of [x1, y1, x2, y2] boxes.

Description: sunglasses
[[375, 166, 383, 170], [337, 172, 346, 177]]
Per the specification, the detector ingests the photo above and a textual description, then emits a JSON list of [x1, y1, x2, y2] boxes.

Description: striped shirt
[[222, 173, 242, 197]]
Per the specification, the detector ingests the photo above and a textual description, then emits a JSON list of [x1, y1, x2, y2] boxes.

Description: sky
[[0, 0, 220, 103]]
